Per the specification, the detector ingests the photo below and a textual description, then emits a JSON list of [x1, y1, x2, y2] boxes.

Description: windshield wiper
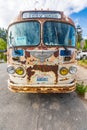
[[62, 45, 68, 51], [12, 43, 21, 55]]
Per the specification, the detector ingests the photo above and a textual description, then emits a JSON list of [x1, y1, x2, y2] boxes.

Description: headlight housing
[[60, 67, 68, 75], [7, 66, 15, 74], [15, 67, 24, 75], [69, 66, 77, 74]]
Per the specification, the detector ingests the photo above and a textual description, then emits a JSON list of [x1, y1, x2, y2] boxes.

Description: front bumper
[[8, 80, 76, 93]]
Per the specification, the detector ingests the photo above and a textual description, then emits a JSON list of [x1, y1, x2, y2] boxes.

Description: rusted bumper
[[8, 81, 76, 93]]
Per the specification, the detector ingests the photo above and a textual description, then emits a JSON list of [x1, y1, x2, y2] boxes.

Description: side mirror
[[0, 49, 7, 53]]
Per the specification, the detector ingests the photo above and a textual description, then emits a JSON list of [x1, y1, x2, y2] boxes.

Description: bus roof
[[9, 10, 75, 27]]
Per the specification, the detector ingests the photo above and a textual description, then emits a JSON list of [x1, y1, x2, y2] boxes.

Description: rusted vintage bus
[[7, 10, 77, 93]]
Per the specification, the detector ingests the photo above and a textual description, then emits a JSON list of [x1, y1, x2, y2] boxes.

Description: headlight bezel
[[15, 67, 24, 75], [7, 66, 25, 76], [7, 66, 15, 74], [69, 66, 77, 74], [60, 67, 69, 76]]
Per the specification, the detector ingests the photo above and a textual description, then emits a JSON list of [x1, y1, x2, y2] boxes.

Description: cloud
[[0, 0, 87, 28]]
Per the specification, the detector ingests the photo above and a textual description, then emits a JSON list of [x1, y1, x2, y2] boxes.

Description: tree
[[83, 39, 87, 50], [0, 28, 7, 62], [0, 38, 7, 50], [76, 25, 83, 50], [0, 28, 7, 42], [76, 25, 83, 43], [0, 38, 7, 61]]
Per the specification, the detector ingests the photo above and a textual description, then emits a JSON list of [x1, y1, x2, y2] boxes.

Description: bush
[[76, 82, 87, 95], [3, 54, 7, 62], [0, 53, 7, 62], [0, 38, 7, 62], [0, 38, 7, 50], [78, 59, 87, 67]]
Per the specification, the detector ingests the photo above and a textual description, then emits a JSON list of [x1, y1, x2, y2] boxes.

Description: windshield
[[8, 21, 40, 46], [43, 21, 76, 46]]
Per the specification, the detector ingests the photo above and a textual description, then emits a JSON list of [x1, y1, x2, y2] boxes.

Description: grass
[[0, 53, 7, 62], [78, 59, 87, 68], [76, 82, 87, 95], [77, 59, 87, 95]]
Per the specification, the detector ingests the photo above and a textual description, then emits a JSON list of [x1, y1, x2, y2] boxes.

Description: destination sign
[[22, 11, 61, 19]]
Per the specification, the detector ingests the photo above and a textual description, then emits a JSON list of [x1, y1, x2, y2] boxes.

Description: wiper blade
[[62, 45, 68, 51]]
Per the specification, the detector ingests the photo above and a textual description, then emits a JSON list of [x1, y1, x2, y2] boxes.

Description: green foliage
[[3, 54, 7, 62], [85, 39, 87, 44], [0, 28, 7, 62], [76, 82, 87, 95], [76, 25, 82, 43], [78, 60, 87, 68], [0, 54, 7, 62], [76, 42, 81, 50], [0, 38, 7, 62], [83, 39, 87, 50], [0, 38, 7, 50], [0, 28, 7, 42], [81, 59, 87, 64], [0, 53, 3, 60], [77, 39, 87, 50]]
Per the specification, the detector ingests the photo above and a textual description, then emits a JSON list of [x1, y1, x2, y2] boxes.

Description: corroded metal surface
[[8, 10, 75, 28], [7, 10, 77, 93], [29, 50, 57, 62], [8, 85, 76, 93], [7, 47, 77, 92], [27, 65, 58, 82]]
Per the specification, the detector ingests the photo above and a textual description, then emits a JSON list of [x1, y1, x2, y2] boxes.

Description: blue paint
[[60, 50, 71, 56], [12, 49, 24, 57], [37, 77, 48, 82]]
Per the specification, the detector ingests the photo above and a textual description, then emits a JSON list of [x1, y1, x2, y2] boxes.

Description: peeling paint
[[27, 65, 58, 83], [7, 10, 76, 93]]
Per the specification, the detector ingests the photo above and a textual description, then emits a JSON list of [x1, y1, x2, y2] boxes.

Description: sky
[[0, 0, 87, 39]]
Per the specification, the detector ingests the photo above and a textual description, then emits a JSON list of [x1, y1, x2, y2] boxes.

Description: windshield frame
[[8, 20, 41, 47], [43, 21, 76, 47]]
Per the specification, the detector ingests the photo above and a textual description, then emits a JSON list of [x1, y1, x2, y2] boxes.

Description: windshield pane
[[8, 21, 40, 46], [43, 21, 76, 46]]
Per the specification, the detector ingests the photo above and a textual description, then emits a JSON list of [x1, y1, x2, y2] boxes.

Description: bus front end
[[7, 11, 77, 93]]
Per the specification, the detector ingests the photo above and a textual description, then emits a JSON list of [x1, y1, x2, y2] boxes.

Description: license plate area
[[37, 76, 48, 82]]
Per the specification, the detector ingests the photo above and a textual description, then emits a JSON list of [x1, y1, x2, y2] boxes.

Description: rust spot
[[38, 45, 47, 50], [25, 51, 30, 58], [27, 65, 58, 83], [9, 86, 76, 93], [10, 80, 15, 84], [27, 67, 35, 80], [12, 57, 20, 61], [20, 60, 26, 64], [54, 50, 59, 57]]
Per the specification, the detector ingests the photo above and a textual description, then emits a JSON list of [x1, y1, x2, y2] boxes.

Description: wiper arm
[[62, 45, 68, 51], [11, 39, 22, 55], [12, 44, 21, 55]]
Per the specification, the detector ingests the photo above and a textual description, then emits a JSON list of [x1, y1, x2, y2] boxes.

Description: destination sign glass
[[22, 11, 61, 19]]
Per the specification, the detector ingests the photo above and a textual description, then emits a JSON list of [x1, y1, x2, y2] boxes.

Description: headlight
[[60, 67, 68, 75], [69, 66, 77, 74], [15, 67, 24, 75], [7, 66, 15, 74]]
